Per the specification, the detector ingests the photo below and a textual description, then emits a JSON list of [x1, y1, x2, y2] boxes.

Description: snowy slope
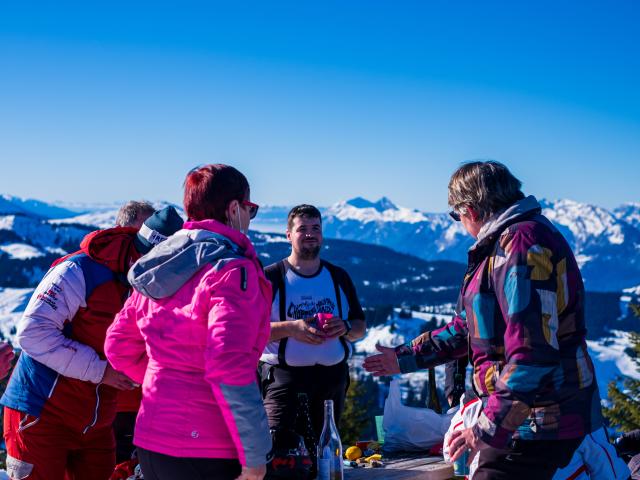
[[50, 201, 184, 229], [615, 203, 640, 230], [0, 288, 33, 344]]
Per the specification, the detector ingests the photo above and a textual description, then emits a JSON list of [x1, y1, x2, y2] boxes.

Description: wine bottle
[[317, 400, 343, 480]]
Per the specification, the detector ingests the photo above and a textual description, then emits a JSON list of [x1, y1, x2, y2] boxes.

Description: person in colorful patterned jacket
[[364, 161, 605, 479], [104, 164, 272, 480], [1, 204, 182, 480]]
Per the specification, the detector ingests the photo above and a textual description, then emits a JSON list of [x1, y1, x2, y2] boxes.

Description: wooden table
[[344, 455, 454, 480]]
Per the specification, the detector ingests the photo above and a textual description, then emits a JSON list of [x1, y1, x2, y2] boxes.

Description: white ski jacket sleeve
[[17, 261, 108, 384]]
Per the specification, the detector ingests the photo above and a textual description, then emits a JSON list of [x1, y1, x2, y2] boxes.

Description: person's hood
[[128, 219, 254, 300], [79, 227, 140, 273], [472, 195, 542, 250]]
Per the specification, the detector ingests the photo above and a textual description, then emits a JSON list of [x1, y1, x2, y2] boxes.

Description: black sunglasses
[[449, 210, 461, 222], [242, 200, 259, 219]]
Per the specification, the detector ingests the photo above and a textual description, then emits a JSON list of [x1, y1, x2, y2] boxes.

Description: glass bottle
[[317, 400, 343, 480]]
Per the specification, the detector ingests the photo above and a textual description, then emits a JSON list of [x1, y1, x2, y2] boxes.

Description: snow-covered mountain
[[50, 201, 184, 229], [323, 198, 471, 266], [615, 203, 640, 230], [321, 197, 640, 292], [0, 195, 79, 219], [2, 193, 638, 291]]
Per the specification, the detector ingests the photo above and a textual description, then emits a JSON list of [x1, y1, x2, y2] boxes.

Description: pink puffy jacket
[[104, 220, 272, 467]]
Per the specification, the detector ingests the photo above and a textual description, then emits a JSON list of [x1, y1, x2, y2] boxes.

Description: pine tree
[[339, 375, 375, 446], [604, 305, 640, 432]]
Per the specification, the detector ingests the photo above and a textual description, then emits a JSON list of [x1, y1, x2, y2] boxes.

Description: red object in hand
[[316, 313, 333, 328]]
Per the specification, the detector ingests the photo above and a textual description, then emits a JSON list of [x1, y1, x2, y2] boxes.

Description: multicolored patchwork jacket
[[396, 196, 603, 448]]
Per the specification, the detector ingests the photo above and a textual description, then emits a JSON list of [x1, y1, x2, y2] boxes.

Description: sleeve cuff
[[397, 355, 419, 374], [473, 412, 511, 449], [90, 359, 108, 384]]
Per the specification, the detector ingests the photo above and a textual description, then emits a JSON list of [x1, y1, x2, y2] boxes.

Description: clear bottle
[[317, 400, 343, 480]]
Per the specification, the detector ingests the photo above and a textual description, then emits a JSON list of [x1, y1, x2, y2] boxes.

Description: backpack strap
[[321, 260, 350, 363], [265, 260, 289, 366]]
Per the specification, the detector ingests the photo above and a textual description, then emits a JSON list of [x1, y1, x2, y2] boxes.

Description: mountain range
[[2, 194, 639, 293], [1, 194, 639, 404], [257, 196, 640, 292]]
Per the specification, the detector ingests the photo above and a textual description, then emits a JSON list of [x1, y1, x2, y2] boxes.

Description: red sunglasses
[[242, 200, 259, 219]]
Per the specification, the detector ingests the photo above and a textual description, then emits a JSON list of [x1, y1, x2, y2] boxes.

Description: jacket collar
[[183, 219, 257, 260], [79, 227, 140, 273], [471, 195, 541, 252]]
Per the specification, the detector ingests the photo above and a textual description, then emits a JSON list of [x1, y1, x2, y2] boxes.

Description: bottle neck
[[324, 400, 335, 428]]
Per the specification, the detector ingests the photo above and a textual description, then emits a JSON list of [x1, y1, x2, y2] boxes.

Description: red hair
[[183, 164, 249, 222]]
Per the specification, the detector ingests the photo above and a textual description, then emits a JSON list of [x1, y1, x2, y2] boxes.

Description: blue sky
[[1, 1, 638, 212]]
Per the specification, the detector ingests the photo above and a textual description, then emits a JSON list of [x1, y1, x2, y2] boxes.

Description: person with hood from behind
[[105, 164, 273, 480], [1, 204, 183, 480]]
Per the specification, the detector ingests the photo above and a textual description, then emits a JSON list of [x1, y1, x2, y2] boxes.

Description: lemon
[[345, 446, 362, 461]]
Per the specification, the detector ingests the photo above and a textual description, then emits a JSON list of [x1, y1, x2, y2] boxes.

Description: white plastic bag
[[382, 378, 455, 453]]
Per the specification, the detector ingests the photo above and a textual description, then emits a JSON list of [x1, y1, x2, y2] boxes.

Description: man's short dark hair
[[287, 204, 322, 230]]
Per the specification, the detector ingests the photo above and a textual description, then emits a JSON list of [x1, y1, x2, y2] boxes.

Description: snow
[[50, 201, 184, 229], [588, 330, 640, 400], [0, 215, 58, 248], [574, 254, 592, 269], [50, 210, 119, 229], [261, 234, 289, 243], [614, 203, 640, 229], [355, 310, 454, 355], [0, 243, 44, 259], [0, 287, 33, 344], [542, 199, 626, 247], [327, 198, 429, 224], [623, 285, 640, 296]]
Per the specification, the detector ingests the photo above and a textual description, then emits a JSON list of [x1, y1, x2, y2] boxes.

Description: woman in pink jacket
[[105, 164, 272, 480]]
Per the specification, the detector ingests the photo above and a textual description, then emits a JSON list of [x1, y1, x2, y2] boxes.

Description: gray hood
[[128, 229, 244, 300], [473, 195, 542, 248]]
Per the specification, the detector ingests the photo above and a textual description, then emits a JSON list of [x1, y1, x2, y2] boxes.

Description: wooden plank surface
[[344, 456, 453, 480]]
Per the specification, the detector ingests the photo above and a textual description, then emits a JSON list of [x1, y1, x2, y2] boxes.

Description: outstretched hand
[[363, 343, 401, 376]]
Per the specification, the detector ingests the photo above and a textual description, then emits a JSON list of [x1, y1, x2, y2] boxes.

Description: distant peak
[[344, 196, 397, 212], [374, 197, 398, 211]]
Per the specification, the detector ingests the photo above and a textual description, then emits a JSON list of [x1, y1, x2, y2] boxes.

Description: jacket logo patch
[[37, 283, 63, 311]]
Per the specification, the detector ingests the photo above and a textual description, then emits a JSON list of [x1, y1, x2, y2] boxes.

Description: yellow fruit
[[365, 454, 382, 463], [345, 446, 362, 461]]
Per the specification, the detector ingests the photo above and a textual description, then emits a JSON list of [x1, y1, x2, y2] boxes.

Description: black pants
[[261, 362, 350, 443], [113, 411, 137, 464], [137, 447, 241, 480], [474, 438, 583, 480]]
